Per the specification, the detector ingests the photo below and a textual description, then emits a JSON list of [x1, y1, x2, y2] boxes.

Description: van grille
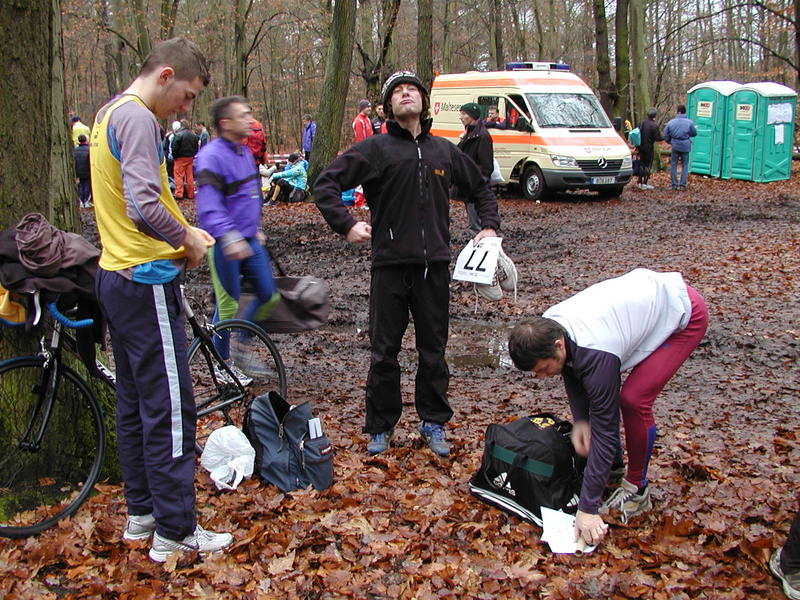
[[577, 159, 623, 172]]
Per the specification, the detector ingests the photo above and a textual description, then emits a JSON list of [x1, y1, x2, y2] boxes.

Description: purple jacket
[[195, 137, 262, 245], [302, 121, 316, 153]]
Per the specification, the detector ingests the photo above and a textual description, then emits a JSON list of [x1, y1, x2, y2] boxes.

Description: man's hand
[[346, 221, 372, 243], [223, 239, 253, 261], [472, 228, 497, 244], [571, 420, 591, 457], [256, 230, 266, 245], [183, 226, 214, 269], [575, 510, 608, 547]]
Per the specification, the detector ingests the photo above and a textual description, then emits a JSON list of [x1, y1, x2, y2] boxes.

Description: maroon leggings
[[621, 286, 708, 488]]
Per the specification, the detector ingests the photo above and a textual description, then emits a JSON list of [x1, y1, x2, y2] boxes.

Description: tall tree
[[308, 0, 357, 191], [355, 0, 402, 101], [613, 0, 631, 122], [488, 0, 504, 70], [593, 0, 614, 114], [629, 0, 650, 123], [1, 0, 74, 233], [417, 0, 433, 90]]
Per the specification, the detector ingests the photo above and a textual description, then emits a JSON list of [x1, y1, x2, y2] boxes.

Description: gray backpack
[[244, 392, 333, 492]]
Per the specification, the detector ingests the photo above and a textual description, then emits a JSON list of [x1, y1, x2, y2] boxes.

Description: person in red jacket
[[352, 99, 373, 143], [244, 118, 267, 165]]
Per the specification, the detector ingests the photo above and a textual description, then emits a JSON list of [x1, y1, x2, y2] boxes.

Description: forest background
[[62, 0, 800, 157]]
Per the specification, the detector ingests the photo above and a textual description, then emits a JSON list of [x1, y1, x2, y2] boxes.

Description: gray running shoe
[[600, 479, 651, 523], [123, 513, 156, 541], [770, 548, 800, 600], [149, 524, 233, 563], [367, 430, 395, 455], [419, 421, 450, 457]]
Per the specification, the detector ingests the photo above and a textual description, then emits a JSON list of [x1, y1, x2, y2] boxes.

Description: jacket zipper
[[415, 139, 428, 279]]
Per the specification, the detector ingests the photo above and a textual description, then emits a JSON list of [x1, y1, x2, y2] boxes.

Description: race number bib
[[453, 237, 501, 285]]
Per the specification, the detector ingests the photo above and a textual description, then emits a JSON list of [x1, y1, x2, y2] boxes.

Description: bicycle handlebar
[[47, 302, 94, 329]]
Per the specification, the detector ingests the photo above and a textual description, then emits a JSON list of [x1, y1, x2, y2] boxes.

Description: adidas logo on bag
[[492, 472, 516, 497]]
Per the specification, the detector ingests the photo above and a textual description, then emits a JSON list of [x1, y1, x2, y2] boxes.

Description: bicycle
[[0, 293, 286, 539]]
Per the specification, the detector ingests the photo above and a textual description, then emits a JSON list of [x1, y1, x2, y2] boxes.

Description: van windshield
[[526, 93, 611, 128]]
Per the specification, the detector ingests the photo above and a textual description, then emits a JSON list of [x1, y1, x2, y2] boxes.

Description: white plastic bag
[[200, 426, 256, 490]]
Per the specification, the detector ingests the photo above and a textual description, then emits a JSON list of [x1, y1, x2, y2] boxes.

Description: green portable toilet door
[[759, 98, 795, 182], [727, 90, 758, 181], [689, 88, 720, 176]]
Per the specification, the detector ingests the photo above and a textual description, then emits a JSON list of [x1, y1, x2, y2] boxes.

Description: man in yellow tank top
[[90, 37, 232, 563]]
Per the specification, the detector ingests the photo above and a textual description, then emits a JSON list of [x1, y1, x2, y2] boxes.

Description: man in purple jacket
[[508, 269, 708, 548], [195, 96, 280, 376]]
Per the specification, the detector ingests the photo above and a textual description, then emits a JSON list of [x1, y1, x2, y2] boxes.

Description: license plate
[[591, 176, 616, 185]]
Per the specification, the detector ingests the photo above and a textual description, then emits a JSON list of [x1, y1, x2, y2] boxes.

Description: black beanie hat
[[381, 70, 428, 108]]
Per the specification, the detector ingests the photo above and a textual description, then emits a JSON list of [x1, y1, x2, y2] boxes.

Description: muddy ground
[[2, 168, 799, 599]]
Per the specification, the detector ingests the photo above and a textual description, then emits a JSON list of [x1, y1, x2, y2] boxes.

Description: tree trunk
[[795, 0, 800, 92], [159, 0, 180, 40], [1, 0, 118, 478], [629, 0, 650, 123], [488, 0, 504, 70], [416, 0, 433, 91], [442, 0, 452, 72], [307, 0, 357, 192], [232, 0, 252, 97], [593, 0, 614, 115], [613, 0, 631, 123], [130, 0, 151, 61]]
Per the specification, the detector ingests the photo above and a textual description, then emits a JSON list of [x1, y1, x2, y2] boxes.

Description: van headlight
[[550, 155, 578, 168], [621, 155, 632, 169]]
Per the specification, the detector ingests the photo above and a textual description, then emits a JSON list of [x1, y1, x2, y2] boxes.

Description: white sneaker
[[496, 246, 518, 300], [149, 524, 233, 563], [474, 277, 503, 301], [643, 184, 655, 190], [214, 363, 253, 387], [123, 513, 156, 541], [637, 183, 647, 190]]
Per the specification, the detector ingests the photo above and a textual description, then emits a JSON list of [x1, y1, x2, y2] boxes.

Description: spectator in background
[[302, 114, 316, 161], [484, 105, 507, 130], [196, 121, 210, 148], [636, 108, 662, 191], [352, 99, 373, 143], [267, 153, 308, 203], [454, 102, 493, 233], [372, 103, 387, 135], [71, 115, 91, 147], [245, 117, 267, 165], [73, 134, 92, 208], [171, 119, 199, 199], [662, 104, 697, 192], [163, 121, 180, 179]]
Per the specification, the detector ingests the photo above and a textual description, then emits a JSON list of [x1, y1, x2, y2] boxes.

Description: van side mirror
[[515, 116, 533, 132]]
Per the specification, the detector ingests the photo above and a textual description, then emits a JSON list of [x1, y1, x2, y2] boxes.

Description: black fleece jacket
[[453, 118, 493, 202], [314, 118, 500, 269]]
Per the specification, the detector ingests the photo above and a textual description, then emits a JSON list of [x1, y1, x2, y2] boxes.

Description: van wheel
[[522, 165, 546, 201]]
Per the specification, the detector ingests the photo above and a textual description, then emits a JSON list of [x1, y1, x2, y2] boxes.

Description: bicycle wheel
[[188, 319, 286, 450], [0, 357, 106, 538]]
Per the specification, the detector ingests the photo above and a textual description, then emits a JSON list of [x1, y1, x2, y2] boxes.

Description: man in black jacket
[[636, 108, 662, 190], [171, 119, 199, 199], [455, 102, 494, 232], [315, 71, 500, 457], [73, 134, 92, 208]]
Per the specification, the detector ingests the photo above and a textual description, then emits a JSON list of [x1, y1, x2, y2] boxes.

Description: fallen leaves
[[2, 171, 798, 597]]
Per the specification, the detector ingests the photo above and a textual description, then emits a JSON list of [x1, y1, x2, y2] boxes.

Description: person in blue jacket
[[662, 104, 697, 191], [267, 153, 308, 203], [195, 95, 280, 378]]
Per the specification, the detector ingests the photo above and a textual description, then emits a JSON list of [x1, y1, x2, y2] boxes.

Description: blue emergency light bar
[[505, 62, 570, 71]]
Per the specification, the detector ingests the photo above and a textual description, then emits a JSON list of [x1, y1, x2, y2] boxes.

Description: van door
[[480, 94, 535, 182]]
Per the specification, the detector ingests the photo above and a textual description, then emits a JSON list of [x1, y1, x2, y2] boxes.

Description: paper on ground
[[540, 506, 597, 554]]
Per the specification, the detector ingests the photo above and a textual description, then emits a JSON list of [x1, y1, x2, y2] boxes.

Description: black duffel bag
[[469, 413, 584, 527]]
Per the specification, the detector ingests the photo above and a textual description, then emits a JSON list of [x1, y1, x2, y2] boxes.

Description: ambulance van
[[430, 63, 633, 200]]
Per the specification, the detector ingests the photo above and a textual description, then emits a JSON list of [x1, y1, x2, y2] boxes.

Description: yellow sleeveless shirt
[[90, 95, 189, 271]]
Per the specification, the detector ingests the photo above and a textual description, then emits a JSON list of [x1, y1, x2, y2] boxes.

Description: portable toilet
[[722, 82, 796, 182], [687, 81, 740, 177]]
